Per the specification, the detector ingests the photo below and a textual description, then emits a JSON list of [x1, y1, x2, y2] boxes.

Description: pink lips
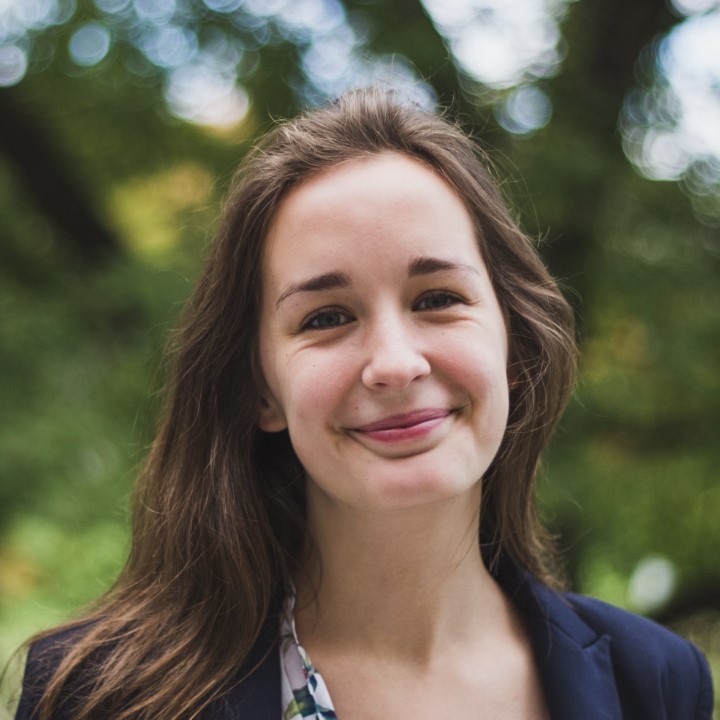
[[353, 409, 451, 443]]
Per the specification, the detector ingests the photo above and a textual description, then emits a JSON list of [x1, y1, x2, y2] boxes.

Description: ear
[[258, 393, 288, 433]]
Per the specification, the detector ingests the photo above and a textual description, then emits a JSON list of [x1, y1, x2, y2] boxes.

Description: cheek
[[281, 353, 355, 427], [441, 332, 509, 390], [439, 335, 510, 438], [280, 360, 355, 482]]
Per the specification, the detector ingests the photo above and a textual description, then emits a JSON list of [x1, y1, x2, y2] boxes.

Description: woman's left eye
[[415, 292, 462, 311]]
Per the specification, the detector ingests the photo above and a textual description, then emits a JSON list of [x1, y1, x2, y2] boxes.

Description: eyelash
[[414, 291, 463, 311], [300, 291, 464, 331], [302, 308, 353, 330]]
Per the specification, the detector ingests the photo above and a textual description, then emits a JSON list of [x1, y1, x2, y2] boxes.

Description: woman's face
[[258, 152, 510, 512]]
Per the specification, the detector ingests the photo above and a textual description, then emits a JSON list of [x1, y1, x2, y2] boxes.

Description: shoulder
[[566, 592, 700, 659], [504, 559, 715, 719], [14, 619, 282, 720], [15, 623, 95, 720], [565, 592, 715, 718]]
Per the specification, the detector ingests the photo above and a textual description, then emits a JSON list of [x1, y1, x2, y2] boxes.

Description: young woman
[[15, 88, 713, 719]]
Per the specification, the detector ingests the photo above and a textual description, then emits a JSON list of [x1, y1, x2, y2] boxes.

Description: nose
[[361, 316, 431, 390]]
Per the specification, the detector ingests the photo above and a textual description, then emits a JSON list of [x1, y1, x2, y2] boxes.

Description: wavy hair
[[28, 87, 576, 719]]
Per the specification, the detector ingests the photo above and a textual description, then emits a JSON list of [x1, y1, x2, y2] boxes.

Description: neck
[[293, 485, 514, 666]]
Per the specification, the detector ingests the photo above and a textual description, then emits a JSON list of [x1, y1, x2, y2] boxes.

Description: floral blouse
[[280, 592, 338, 719]]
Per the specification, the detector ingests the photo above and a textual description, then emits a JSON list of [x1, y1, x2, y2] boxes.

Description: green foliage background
[[1, 0, 718, 711]]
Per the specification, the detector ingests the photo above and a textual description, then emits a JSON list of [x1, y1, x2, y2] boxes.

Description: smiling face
[[258, 152, 511, 513]]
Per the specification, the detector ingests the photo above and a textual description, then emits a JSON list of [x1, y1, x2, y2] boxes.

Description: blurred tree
[[0, 86, 121, 265], [1, 0, 718, 698]]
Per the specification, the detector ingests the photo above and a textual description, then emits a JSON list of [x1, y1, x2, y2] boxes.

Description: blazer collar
[[221, 561, 624, 720], [495, 558, 623, 720]]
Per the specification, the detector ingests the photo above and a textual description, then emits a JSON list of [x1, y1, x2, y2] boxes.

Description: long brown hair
[[28, 87, 576, 719]]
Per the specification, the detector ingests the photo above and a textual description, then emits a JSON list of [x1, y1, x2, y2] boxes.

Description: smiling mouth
[[351, 409, 452, 443]]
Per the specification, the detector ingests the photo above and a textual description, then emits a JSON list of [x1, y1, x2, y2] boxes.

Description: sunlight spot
[[628, 555, 677, 613], [621, 8, 720, 206], [242, 0, 287, 17], [0, 44, 27, 86], [495, 85, 552, 134], [670, 0, 720, 15], [133, 0, 175, 25], [0, 0, 75, 41], [68, 22, 111, 66], [202, 0, 244, 11], [94, 0, 131, 13], [139, 25, 197, 68], [165, 62, 250, 127], [421, 0, 569, 89], [12, 0, 56, 27], [641, 130, 690, 180], [109, 163, 214, 257], [278, 0, 345, 42]]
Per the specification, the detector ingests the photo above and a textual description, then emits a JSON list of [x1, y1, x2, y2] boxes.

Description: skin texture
[[257, 153, 549, 719], [258, 152, 510, 514]]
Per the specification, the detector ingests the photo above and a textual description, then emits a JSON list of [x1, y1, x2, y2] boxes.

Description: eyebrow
[[276, 271, 351, 308], [275, 255, 479, 308], [407, 255, 481, 278]]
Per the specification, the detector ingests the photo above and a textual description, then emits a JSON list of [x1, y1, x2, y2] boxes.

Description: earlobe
[[258, 395, 288, 433]]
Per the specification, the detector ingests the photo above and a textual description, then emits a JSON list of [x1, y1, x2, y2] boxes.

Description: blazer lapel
[[208, 618, 282, 720], [218, 563, 626, 720], [498, 561, 623, 720]]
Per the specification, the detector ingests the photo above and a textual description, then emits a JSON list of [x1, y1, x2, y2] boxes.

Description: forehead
[[263, 152, 481, 274], [277, 152, 464, 217]]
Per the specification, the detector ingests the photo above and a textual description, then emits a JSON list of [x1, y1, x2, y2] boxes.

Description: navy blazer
[[16, 561, 714, 719]]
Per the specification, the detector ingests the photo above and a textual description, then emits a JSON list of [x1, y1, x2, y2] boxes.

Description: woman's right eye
[[302, 309, 353, 330]]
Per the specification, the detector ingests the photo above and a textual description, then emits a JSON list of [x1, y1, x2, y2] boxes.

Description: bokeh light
[[495, 85, 552, 135], [0, 0, 432, 127], [165, 61, 250, 127], [69, 22, 111, 67], [628, 555, 677, 613], [3, 0, 75, 31], [133, 0, 176, 25], [94, 0, 130, 13], [0, 43, 27, 86], [421, 0, 570, 90], [277, 0, 345, 43], [201, 0, 244, 12], [138, 25, 198, 69], [5, 0, 718, 200], [670, 0, 720, 15], [621, 6, 720, 218], [0, 0, 76, 84]]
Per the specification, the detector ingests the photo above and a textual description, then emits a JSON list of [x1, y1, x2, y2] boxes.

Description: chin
[[352, 463, 484, 512]]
